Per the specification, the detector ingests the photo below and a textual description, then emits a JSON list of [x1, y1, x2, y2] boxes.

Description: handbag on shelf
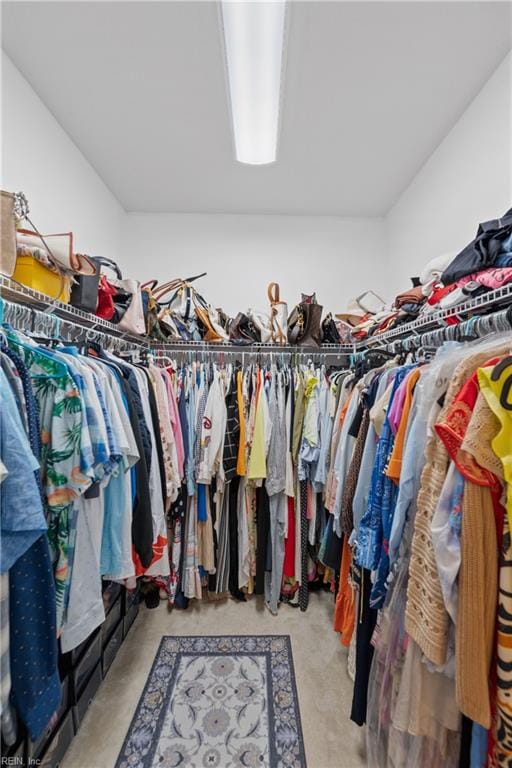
[[193, 292, 229, 342], [159, 273, 206, 321], [229, 312, 261, 344], [96, 273, 117, 319], [149, 274, 207, 342], [70, 255, 103, 312], [1, 191, 17, 277], [216, 308, 233, 337], [14, 245, 71, 302], [113, 277, 145, 335], [16, 230, 96, 277], [334, 319, 354, 344], [267, 282, 288, 345], [288, 295, 323, 347], [157, 307, 185, 341], [90, 257, 145, 334], [247, 308, 272, 343], [140, 281, 179, 342], [141, 280, 162, 337], [2, 191, 100, 303], [321, 312, 341, 344], [141, 279, 194, 341], [1, 191, 95, 301], [14, 226, 92, 304]]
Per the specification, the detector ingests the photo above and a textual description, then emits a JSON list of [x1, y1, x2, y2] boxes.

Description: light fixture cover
[[221, 0, 287, 165]]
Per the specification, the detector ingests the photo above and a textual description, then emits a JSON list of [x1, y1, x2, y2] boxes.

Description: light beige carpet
[[62, 592, 366, 768]]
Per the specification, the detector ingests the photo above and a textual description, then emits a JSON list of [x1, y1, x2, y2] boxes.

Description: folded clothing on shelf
[[441, 207, 512, 284]]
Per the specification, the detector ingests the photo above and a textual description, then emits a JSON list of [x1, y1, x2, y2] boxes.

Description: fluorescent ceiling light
[[220, 0, 287, 165]]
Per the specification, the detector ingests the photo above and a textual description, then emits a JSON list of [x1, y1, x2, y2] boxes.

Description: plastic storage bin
[[12, 254, 70, 302]]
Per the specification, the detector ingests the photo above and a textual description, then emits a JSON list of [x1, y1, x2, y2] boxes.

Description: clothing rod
[[0, 297, 148, 354], [363, 304, 512, 356], [150, 341, 354, 357], [2, 274, 511, 357], [355, 281, 512, 349], [0, 275, 150, 346]]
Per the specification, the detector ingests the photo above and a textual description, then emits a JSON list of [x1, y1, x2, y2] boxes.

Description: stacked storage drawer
[[26, 675, 73, 767], [123, 583, 140, 639], [33, 713, 75, 768], [101, 581, 123, 676], [9, 582, 140, 768], [68, 628, 103, 732]]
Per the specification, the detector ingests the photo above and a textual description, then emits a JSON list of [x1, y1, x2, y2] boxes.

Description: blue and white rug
[[116, 635, 306, 768]]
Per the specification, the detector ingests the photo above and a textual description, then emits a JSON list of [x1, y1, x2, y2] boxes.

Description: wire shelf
[[357, 282, 512, 349], [150, 340, 354, 356], [0, 275, 150, 346], [2, 275, 511, 356], [0, 277, 354, 356]]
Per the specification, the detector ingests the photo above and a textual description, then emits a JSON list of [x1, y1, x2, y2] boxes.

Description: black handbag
[[321, 313, 341, 344], [229, 312, 261, 343], [70, 256, 117, 312]]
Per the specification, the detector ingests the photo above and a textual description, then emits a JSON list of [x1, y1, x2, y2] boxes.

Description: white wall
[[2, 49, 388, 315], [387, 51, 512, 279], [1, 52, 124, 261], [121, 213, 388, 315], [4, 45, 510, 311]]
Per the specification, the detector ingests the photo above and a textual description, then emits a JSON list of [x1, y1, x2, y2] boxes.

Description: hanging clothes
[[330, 329, 512, 768]]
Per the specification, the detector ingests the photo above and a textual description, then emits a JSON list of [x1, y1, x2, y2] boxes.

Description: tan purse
[[0, 191, 17, 277], [193, 292, 229, 342], [10, 198, 72, 300], [268, 282, 288, 345], [16, 230, 96, 276]]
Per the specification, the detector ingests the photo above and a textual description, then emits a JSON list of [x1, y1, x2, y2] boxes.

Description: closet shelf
[[0, 276, 150, 346], [150, 339, 354, 355], [2, 276, 510, 355], [0, 276, 355, 355], [357, 282, 512, 349]]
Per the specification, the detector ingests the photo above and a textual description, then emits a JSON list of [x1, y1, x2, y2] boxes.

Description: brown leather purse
[[1, 191, 17, 277], [229, 312, 261, 344], [288, 299, 323, 347]]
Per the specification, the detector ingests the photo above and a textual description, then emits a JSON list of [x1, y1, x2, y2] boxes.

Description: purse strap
[[20, 217, 62, 271], [93, 256, 123, 280], [192, 289, 209, 311], [153, 279, 183, 301], [268, 282, 281, 304], [153, 272, 207, 302], [141, 279, 159, 292], [185, 271, 207, 283], [19, 215, 67, 297]]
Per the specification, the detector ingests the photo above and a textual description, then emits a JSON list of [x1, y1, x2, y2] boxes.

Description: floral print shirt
[[7, 337, 93, 629]]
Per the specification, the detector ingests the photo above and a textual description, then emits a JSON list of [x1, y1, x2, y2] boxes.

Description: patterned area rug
[[116, 635, 306, 768]]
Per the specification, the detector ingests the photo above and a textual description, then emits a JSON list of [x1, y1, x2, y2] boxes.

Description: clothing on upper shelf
[[441, 209, 512, 286], [342, 208, 512, 342]]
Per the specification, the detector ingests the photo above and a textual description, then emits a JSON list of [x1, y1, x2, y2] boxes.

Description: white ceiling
[[2, 1, 511, 216]]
